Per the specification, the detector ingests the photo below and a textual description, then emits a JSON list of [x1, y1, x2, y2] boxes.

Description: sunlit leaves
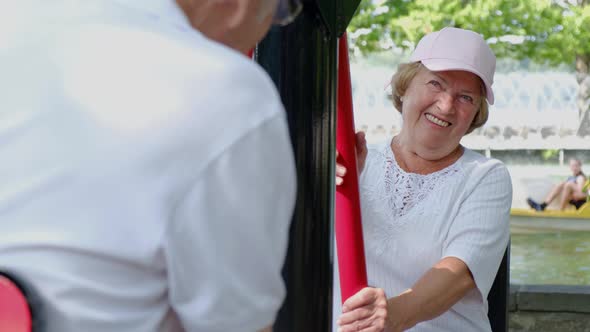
[[347, 0, 589, 68]]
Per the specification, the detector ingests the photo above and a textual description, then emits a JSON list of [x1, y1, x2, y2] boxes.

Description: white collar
[[110, 0, 192, 31]]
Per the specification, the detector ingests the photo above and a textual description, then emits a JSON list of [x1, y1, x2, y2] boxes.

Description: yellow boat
[[510, 202, 590, 233]]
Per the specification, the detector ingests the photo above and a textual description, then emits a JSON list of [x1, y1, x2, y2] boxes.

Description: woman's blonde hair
[[390, 62, 489, 135]]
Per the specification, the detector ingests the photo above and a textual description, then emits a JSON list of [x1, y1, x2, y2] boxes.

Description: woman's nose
[[437, 92, 454, 113]]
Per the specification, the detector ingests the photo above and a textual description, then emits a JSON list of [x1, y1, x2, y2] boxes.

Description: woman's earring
[[400, 96, 404, 102]]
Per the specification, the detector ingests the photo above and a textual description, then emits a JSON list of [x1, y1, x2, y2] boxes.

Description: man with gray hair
[[0, 1, 300, 331]]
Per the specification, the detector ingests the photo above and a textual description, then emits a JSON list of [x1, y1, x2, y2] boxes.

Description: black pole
[[256, 5, 337, 330], [487, 243, 510, 332]]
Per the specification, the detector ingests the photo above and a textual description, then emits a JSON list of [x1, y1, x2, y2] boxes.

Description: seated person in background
[[527, 158, 587, 211]]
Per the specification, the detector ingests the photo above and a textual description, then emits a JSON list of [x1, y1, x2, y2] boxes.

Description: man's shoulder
[[46, 5, 281, 116], [16, 1, 285, 146], [37, 1, 271, 86]]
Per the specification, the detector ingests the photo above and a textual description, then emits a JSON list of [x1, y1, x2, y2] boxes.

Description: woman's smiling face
[[400, 66, 483, 156]]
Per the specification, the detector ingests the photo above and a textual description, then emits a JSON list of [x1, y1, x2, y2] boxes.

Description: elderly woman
[[335, 27, 511, 332]]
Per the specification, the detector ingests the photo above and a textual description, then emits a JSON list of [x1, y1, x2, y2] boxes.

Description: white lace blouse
[[333, 140, 512, 332]]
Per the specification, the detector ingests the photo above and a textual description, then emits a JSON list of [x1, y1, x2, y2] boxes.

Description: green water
[[510, 231, 590, 285]]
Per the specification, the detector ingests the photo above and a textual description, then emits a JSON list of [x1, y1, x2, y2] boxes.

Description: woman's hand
[[337, 287, 389, 332], [336, 131, 368, 186]]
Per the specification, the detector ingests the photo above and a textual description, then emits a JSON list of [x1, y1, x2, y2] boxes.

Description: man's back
[[0, 1, 296, 331]]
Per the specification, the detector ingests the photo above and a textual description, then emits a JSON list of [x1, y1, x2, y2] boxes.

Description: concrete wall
[[509, 284, 590, 332]]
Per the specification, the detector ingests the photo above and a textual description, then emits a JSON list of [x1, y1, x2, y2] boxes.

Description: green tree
[[348, 0, 590, 135]]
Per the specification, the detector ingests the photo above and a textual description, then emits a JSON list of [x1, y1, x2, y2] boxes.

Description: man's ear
[[175, 0, 247, 31], [218, 0, 249, 30]]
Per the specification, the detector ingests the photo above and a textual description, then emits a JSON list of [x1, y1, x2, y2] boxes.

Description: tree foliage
[[348, 0, 589, 67]]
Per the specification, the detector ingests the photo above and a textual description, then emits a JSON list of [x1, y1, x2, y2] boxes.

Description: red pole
[[335, 33, 368, 302]]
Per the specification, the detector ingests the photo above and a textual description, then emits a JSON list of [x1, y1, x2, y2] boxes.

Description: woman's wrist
[[386, 293, 415, 332]]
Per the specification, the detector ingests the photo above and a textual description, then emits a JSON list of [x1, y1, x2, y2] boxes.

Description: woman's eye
[[460, 95, 474, 103], [428, 80, 442, 89]]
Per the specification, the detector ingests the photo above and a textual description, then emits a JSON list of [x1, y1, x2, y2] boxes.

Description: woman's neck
[[390, 136, 464, 175]]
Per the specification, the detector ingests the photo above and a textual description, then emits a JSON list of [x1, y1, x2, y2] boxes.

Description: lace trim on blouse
[[362, 143, 464, 232]]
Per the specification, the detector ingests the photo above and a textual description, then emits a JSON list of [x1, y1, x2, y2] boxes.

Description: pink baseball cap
[[409, 27, 496, 105]]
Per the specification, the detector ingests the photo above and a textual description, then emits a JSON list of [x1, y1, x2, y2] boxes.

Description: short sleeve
[[442, 163, 512, 299], [163, 115, 296, 332]]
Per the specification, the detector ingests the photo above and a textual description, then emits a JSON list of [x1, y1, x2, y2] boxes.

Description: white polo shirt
[[0, 1, 296, 331]]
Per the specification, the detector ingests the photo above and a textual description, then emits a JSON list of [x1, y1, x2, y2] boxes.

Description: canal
[[511, 231, 590, 285]]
